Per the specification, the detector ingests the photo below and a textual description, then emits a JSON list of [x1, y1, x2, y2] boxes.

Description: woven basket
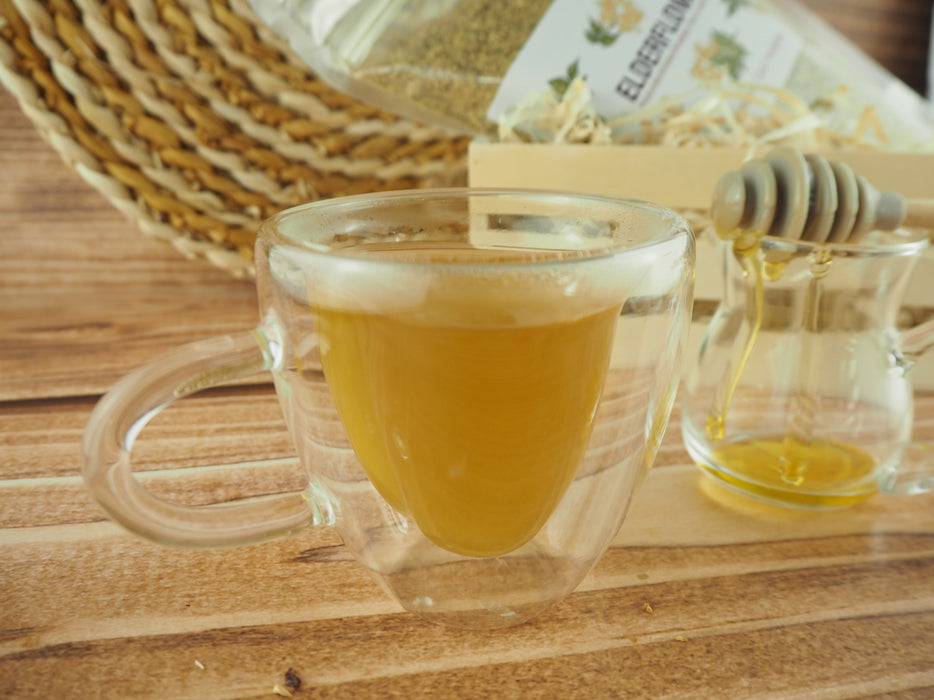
[[0, 0, 470, 277]]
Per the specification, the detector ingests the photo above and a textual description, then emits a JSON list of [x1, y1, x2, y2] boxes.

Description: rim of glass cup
[[758, 228, 930, 258], [258, 187, 692, 264]]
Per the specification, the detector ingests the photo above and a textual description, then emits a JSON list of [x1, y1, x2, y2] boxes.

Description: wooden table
[[4, 41, 934, 700]]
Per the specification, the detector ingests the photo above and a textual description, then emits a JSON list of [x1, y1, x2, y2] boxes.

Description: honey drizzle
[[705, 232, 839, 489], [706, 235, 764, 442]]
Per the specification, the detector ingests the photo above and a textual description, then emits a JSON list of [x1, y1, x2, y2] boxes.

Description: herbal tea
[[83, 188, 694, 629], [312, 242, 623, 557]]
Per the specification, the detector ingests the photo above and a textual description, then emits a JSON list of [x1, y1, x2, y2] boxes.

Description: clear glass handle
[[883, 317, 934, 495], [81, 328, 314, 548], [901, 317, 934, 362]]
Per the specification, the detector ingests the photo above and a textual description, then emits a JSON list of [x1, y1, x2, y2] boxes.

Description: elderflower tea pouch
[[248, 0, 933, 147]]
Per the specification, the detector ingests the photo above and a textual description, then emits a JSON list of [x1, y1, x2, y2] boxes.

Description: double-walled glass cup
[[83, 189, 695, 628]]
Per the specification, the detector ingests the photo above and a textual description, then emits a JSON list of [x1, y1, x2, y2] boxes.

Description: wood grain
[[2, 7, 934, 698], [2, 491, 933, 698], [0, 94, 259, 402], [800, 0, 932, 96]]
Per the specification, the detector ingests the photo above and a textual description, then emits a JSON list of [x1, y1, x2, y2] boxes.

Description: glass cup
[[83, 189, 695, 628], [682, 230, 934, 509]]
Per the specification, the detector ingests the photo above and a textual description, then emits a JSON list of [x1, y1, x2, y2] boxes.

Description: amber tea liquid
[[312, 242, 624, 557]]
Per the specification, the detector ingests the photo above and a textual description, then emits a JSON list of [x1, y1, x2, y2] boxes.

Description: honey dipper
[[710, 146, 934, 243]]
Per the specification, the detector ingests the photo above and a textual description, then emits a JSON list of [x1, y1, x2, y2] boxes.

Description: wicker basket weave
[[0, 0, 470, 276]]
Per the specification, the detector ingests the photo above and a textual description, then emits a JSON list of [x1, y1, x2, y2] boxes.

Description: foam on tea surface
[[308, 241, 630, 557]]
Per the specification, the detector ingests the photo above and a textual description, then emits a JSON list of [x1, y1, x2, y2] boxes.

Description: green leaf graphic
[[722, 0, 750, 17], [549, 60, 584, 98], [586, 18, 619, 46], [709, 31, 747, 79]]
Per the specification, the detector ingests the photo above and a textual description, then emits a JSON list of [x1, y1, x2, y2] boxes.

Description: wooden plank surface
[[3, 7, 934, 697], [0, 94, 259, 402]]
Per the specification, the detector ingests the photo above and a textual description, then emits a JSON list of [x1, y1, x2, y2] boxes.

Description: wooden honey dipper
[[710, 146, 934, 244]]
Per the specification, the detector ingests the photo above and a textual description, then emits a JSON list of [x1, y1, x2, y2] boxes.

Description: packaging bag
[[248, 0, 933, 149]]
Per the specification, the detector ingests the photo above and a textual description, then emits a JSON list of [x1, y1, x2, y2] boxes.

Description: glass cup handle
[[81, 327, 314, 548], [883, 317, 934, 495]]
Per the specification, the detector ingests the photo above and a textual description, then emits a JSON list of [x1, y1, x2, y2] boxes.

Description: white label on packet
[[486, 0, 804, 121]]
